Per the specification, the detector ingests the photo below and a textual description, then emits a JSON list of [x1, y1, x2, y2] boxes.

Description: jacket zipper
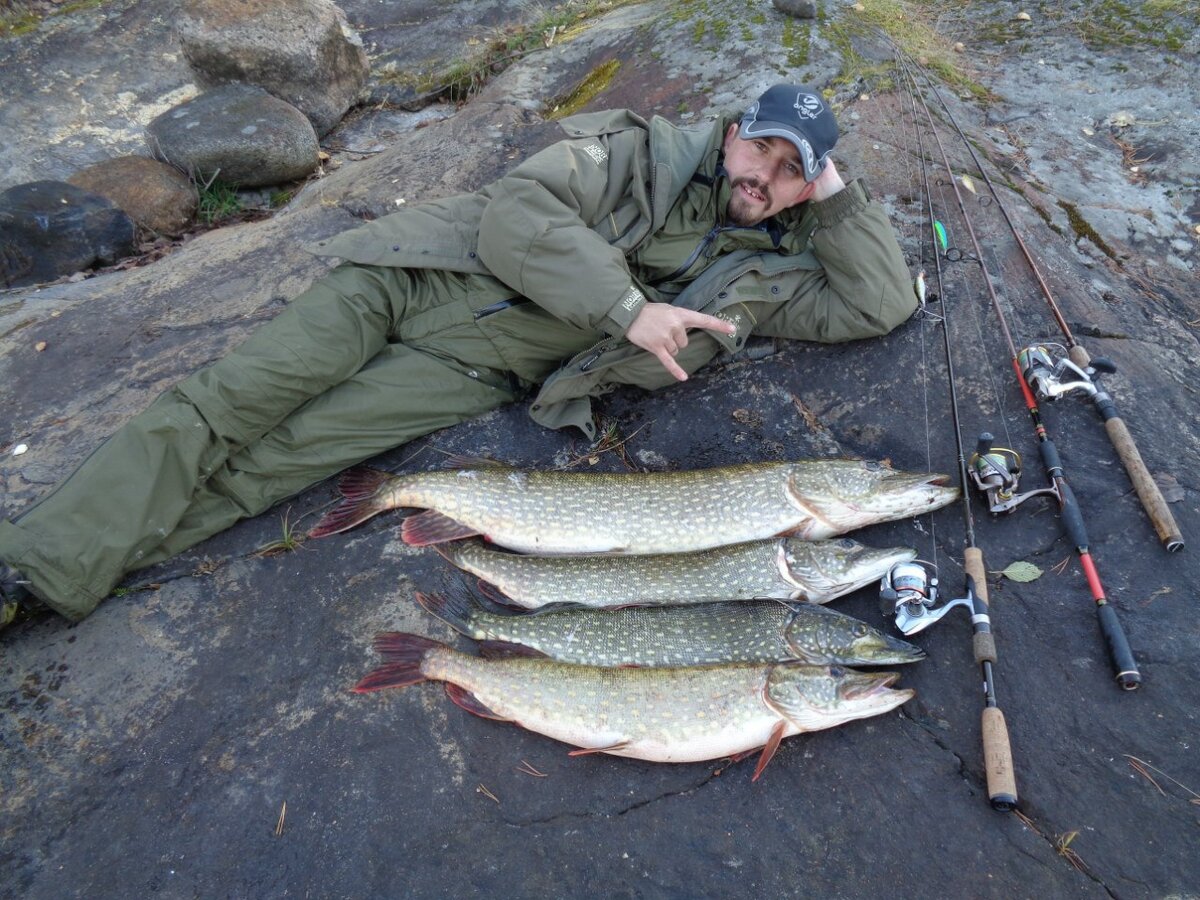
[[473, 297, 531, 320]]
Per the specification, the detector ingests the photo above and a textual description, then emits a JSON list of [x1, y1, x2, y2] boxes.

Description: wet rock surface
[[2, 1, 1199, 898]]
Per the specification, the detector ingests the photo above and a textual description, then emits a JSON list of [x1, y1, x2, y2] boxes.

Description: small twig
[[516, 760, 548, 777], [1050, 555, 1072, 576], [275, 801, 287, 836], [477, 783, 500, 803]]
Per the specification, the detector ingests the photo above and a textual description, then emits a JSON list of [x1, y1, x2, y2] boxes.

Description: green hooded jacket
[[307, 109, 914, 438]]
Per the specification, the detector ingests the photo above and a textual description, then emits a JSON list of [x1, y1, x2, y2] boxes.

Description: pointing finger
[[680, 310, 736, 334]]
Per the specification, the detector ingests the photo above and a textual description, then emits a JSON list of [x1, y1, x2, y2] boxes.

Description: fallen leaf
[[960, 174, 977, 194], [1082, 127, 1095, 136], [1001, 561, 1043, 583], [953, 42, 965, 52], [1107, 110, 1135, 128], [35, 341, 47, 352], [1014, 11, 1032, 20], [12, 444, 29, 456]]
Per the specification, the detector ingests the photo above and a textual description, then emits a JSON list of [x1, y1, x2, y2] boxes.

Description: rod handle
[[1097, 601, 1142, 690], [964, 548, 996, 663], [1104, 416, 1184, 552], [982, 707, 1018, 811]]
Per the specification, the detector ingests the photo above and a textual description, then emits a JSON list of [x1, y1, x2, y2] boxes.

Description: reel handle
[[975, 432, 994, 457]]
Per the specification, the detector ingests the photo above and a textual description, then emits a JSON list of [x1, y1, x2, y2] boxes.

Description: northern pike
[[416, 591, 926, 667], [434, 537, 917, 608], [309, 460, 958, 553], [353, 633, 913, 778]]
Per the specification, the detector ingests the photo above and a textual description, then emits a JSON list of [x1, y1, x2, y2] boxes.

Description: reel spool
[[879, 560, 972, 635], [968, 433, 1059, 514], [1018, 344, 1117, 403]]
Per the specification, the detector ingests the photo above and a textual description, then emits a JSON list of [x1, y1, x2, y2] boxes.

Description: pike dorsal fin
[[442, 453, 513, 470], [445, 684, 509, 721], [476, 640, 548, 660], [401, 510, 481, 546]]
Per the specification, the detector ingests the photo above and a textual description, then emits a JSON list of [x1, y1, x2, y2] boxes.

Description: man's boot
[[1, 561, 41, 630]]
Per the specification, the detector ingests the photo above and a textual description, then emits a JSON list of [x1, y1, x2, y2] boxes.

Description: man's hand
[[625, 302, 737, 381], [809, 159, 846, 203]]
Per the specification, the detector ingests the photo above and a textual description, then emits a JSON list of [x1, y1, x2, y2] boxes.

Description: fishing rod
[[893, 49, 1141, 691], [906, 56, 1183, 554], [878, 58, 1017, 812]]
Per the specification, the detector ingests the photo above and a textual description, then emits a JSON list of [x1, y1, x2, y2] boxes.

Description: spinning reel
[[879, 560, 972, 635], [1017, 344, 1117, 403], [968, 433, 1059, 514]]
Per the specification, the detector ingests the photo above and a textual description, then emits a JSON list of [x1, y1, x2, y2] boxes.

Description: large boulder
[[0, 180, 137, 288], [177, 0, 369, 137], [146, 84, 320, 188], [68, 156, 199, 237]]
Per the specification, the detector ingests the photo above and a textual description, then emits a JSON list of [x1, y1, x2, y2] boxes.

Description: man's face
[[722, 124, 818, 226]]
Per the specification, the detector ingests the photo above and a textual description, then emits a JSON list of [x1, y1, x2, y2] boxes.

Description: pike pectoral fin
[[401, 510, 481, 546], [445, 684, 509, 721], [568, 742, 631, 757], [751, 721, 788, 782]]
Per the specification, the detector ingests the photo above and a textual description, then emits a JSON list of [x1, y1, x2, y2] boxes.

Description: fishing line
[[893, 44, 1141, 690], [908, 52, 1183, 552], [878, 55, 1018, 811]]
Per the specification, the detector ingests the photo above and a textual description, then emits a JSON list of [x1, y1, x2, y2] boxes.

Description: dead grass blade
[[1125, 754, 1200, 805]]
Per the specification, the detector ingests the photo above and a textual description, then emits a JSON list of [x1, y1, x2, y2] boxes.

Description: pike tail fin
[[309, 468, 398, 538], [352, 632, 443, 693]]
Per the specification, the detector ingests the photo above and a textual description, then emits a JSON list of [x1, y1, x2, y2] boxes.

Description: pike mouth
[[843, 671, 901, 700]]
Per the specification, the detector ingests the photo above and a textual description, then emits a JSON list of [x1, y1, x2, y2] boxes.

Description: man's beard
[[726, 177, 770, 226]]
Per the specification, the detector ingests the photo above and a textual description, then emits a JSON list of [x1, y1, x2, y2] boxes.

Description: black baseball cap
[[738, 84, 839, 182]]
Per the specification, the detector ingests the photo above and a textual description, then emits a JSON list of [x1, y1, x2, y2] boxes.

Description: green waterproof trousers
[[0, 264, 536, 621]]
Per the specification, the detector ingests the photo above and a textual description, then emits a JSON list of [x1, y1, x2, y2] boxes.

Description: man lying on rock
[[0, 83, 914, 629]]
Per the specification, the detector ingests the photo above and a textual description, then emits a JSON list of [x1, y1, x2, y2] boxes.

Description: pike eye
[[864, 461, 883, 472], [853, 624, 868, 637], [837, 538, 856, 549]]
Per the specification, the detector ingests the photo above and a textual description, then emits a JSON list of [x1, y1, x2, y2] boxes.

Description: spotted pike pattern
[[414, 644, 912, 763], [358, 460, 956, 554], [438, 537, 916, 608], [418, 593, 926, 667]]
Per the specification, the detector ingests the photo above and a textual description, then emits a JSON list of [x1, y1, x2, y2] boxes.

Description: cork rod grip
[[964, 547, 997, 664], [1105, 416, 1184, 551], [982, 707, 1018, 810]]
